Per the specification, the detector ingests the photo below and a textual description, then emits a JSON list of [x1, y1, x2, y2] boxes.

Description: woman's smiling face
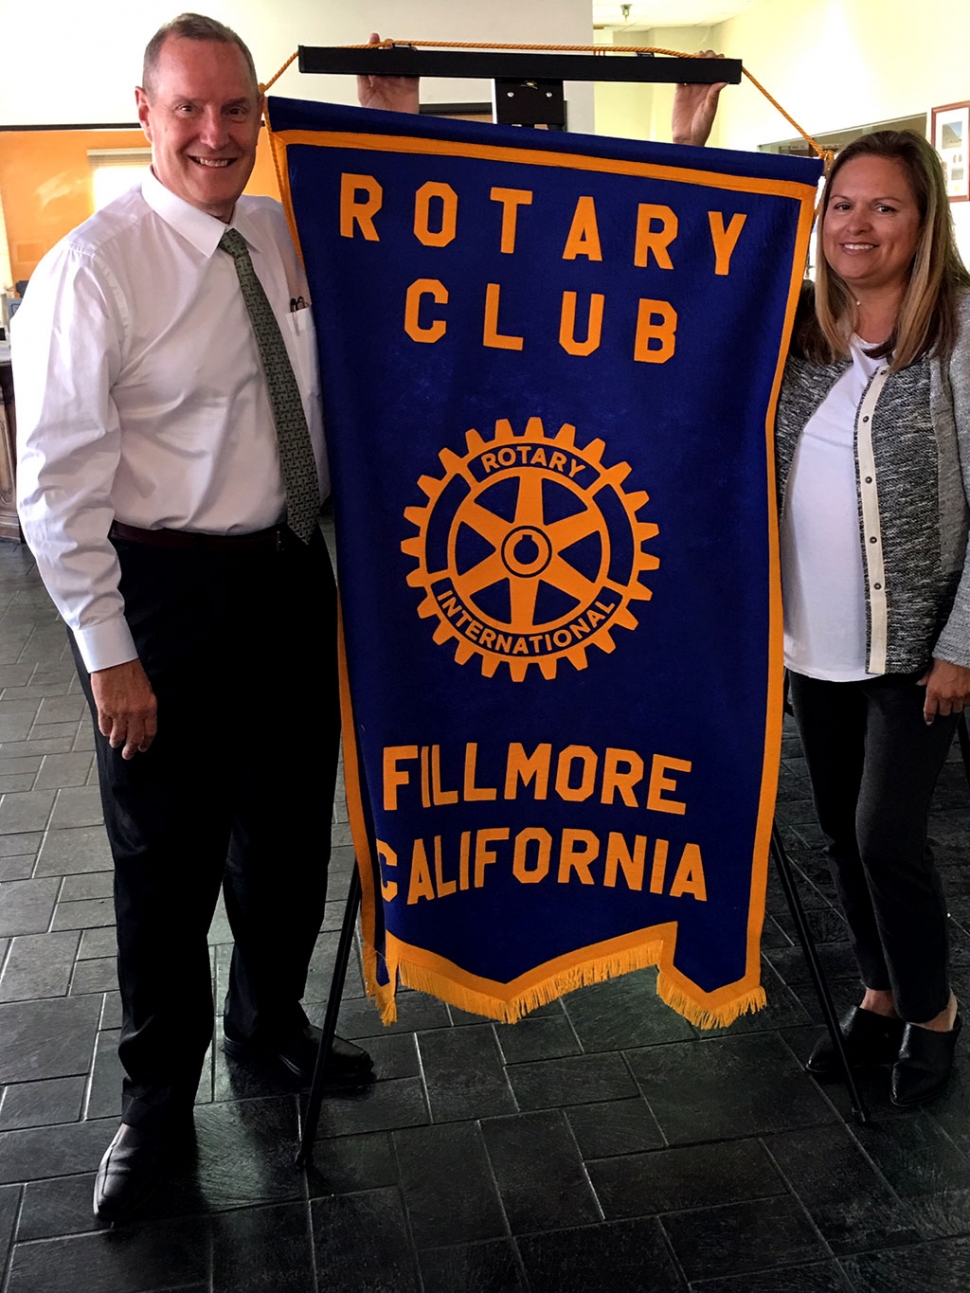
[[821, 154, 923, 296]]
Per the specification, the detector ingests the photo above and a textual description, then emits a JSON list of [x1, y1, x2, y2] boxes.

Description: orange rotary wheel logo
[[401, 417, 660, 680]]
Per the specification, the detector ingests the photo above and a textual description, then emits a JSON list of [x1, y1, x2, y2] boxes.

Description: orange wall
[[0, 126, 282, 286]]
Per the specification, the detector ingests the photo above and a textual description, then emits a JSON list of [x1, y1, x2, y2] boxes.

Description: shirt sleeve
[[12, 242, 139, 673]]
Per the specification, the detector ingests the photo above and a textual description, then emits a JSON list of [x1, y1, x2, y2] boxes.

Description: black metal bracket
[[493, 78, 565, 130], [297, 46, 742, 85]]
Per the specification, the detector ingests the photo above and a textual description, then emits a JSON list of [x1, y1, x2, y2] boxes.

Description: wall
[[595, 0, 970, 258], [0, 0, 594, 129], [0, 129, 280, 284], [593, 25, 721, 145], [712, 0, 970, 258], [0, 0, 594, 289]]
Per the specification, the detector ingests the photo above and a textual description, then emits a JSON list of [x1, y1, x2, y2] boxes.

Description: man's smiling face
[[136, 36, 262, 222]]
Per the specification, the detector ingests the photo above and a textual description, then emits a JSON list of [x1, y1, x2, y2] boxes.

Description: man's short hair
[[142, 12, 259, 98]]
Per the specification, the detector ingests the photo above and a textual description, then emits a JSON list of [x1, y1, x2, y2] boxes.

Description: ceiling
[[593, 1, 765, 28]]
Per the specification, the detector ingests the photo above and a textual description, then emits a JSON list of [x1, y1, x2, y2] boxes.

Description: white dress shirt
[[781, 338, 882, 681], [13, 168, 328, 674]]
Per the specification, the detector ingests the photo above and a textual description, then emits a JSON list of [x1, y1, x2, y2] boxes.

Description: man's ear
[[135, 86, 152, 141]]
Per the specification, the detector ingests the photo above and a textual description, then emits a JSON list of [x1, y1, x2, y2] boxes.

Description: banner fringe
[[362, 946, 765, 1024], [657, 975, 767, 1029], [396, 947, 658, 1021], [360, 942, 764, 1028]]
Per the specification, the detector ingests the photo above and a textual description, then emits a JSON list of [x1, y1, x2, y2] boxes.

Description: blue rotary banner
[[267, 97, 822, 1027]]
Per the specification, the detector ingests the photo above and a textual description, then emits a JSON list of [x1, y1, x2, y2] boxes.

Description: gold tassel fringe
[[362, 940, 765, 1029]]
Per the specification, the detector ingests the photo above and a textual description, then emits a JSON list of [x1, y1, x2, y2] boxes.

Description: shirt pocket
[[281, 307, 322, 405]]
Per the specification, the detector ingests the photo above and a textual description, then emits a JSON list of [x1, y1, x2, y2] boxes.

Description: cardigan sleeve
[[932, 292, 970, 667]]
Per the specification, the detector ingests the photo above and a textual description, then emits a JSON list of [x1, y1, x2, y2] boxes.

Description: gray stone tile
[[34, 754, 94, 791], [0, 878, 59, 937], [34, 826, 111, 876], [70, 957, 116, 996], [0, 833, 41, 858], [0, 738, 74, 757], [78, 927, 117, 960], [85, 1030, 122, 1120], [99, 991, 121, 1030], [48, 786, 103, 830], [0, 775, 36, 793], [0, 755, 42, 775], [0, 856, 34, 882], [0, 1117, 116, 1186], [0, 931, 79, 1001], [35, 695, 85, 725], [312, 1077, 430, 1138], [0, 1077, 86, 1130], [51, 896, 114, 931], [0, 791, 54, 835], [0, 666, 34, 689], [0, 701, 40, 743], [28, 722, 80, 742], [0, 996, 101, 1083], [59, 871, 112, 901], [0, 684, 70, 701]]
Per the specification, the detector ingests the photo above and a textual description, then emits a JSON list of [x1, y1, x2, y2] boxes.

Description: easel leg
[[296, 866, 363, 1167], [771, 826, 870, 1125], [956, 713, 970, 794]]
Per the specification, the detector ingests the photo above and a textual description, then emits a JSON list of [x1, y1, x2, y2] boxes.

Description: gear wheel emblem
[[401, 417, 660, 680]]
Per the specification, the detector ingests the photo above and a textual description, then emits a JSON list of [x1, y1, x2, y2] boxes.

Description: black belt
[[109, 520, 302, 554]]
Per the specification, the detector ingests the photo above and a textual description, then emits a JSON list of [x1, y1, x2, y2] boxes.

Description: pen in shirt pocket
[[290, 296, 308, 312]]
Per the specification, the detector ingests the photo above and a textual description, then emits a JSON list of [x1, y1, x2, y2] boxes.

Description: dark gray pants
[[74, 529, 340, 1130], [788, 670, 957, 1023]]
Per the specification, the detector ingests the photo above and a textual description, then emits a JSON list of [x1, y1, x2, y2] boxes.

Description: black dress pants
[[72, 529, 340, 1130], [788, 670, 956, 1023]]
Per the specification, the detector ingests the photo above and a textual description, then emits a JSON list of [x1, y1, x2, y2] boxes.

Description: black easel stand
[[296, 867, 362, 1168], [297, 828, 868, 1163], [292, 42, 863, 1159], [957, 713, 970, 794], [770, 826, 869, 1123]]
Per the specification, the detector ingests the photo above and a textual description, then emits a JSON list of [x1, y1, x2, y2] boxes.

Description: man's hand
[[672, 50, 728, 147], [356, 32, 420, 115], [918, 658, 970, 724], [91, 659, 158, 759]]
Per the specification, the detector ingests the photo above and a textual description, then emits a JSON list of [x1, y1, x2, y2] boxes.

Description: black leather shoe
[[806, 1006, 905, 1079], [93, 1122, 169, 1222], [223, 1025, 373, 1085], [891, 1014, 962, 1107]]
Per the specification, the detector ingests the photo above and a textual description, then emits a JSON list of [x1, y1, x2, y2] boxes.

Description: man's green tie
[[218, 228, 321, 544]]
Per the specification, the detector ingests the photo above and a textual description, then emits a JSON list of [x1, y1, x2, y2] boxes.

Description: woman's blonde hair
[[799, 130, 970, 369]]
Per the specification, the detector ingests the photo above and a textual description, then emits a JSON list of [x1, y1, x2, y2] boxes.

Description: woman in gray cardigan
[[778, 131, 970, 1105], [677, 75, 970, 1104]]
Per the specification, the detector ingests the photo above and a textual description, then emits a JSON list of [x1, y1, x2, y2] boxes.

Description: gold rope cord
[[259, 40, 831, 165]]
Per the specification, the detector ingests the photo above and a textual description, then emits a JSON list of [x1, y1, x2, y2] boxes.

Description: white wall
[[714, 0, 967, 150], [0, 0, 594, 132], [594, 0, 970, 259], [593, 25, 721, 144], [712, 0, 970, 259]]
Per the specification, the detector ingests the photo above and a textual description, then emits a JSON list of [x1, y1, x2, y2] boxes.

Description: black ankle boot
[[806, 1006, 904, 1079]]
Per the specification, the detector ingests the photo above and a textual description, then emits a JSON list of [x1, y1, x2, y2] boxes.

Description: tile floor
[[1, 537, 970, 1291]]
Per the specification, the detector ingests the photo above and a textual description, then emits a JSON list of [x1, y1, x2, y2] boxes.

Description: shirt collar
[[141, 167, 261, 258]]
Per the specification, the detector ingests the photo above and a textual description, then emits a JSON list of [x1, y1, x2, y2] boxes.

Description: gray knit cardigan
[[775, 291, 970, 674]]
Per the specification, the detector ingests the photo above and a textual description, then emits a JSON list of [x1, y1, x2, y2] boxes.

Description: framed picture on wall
[[932, 101, 970, 201]]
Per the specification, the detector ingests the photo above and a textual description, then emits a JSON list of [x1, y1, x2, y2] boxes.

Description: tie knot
[[219, 228, 248, 259]]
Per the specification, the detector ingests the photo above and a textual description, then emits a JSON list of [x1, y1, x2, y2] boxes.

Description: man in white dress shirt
[[13, 13, 415, 1221]]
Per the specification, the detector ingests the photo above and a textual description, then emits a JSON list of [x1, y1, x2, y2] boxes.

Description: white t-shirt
[[781, 339, 884, 681]]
